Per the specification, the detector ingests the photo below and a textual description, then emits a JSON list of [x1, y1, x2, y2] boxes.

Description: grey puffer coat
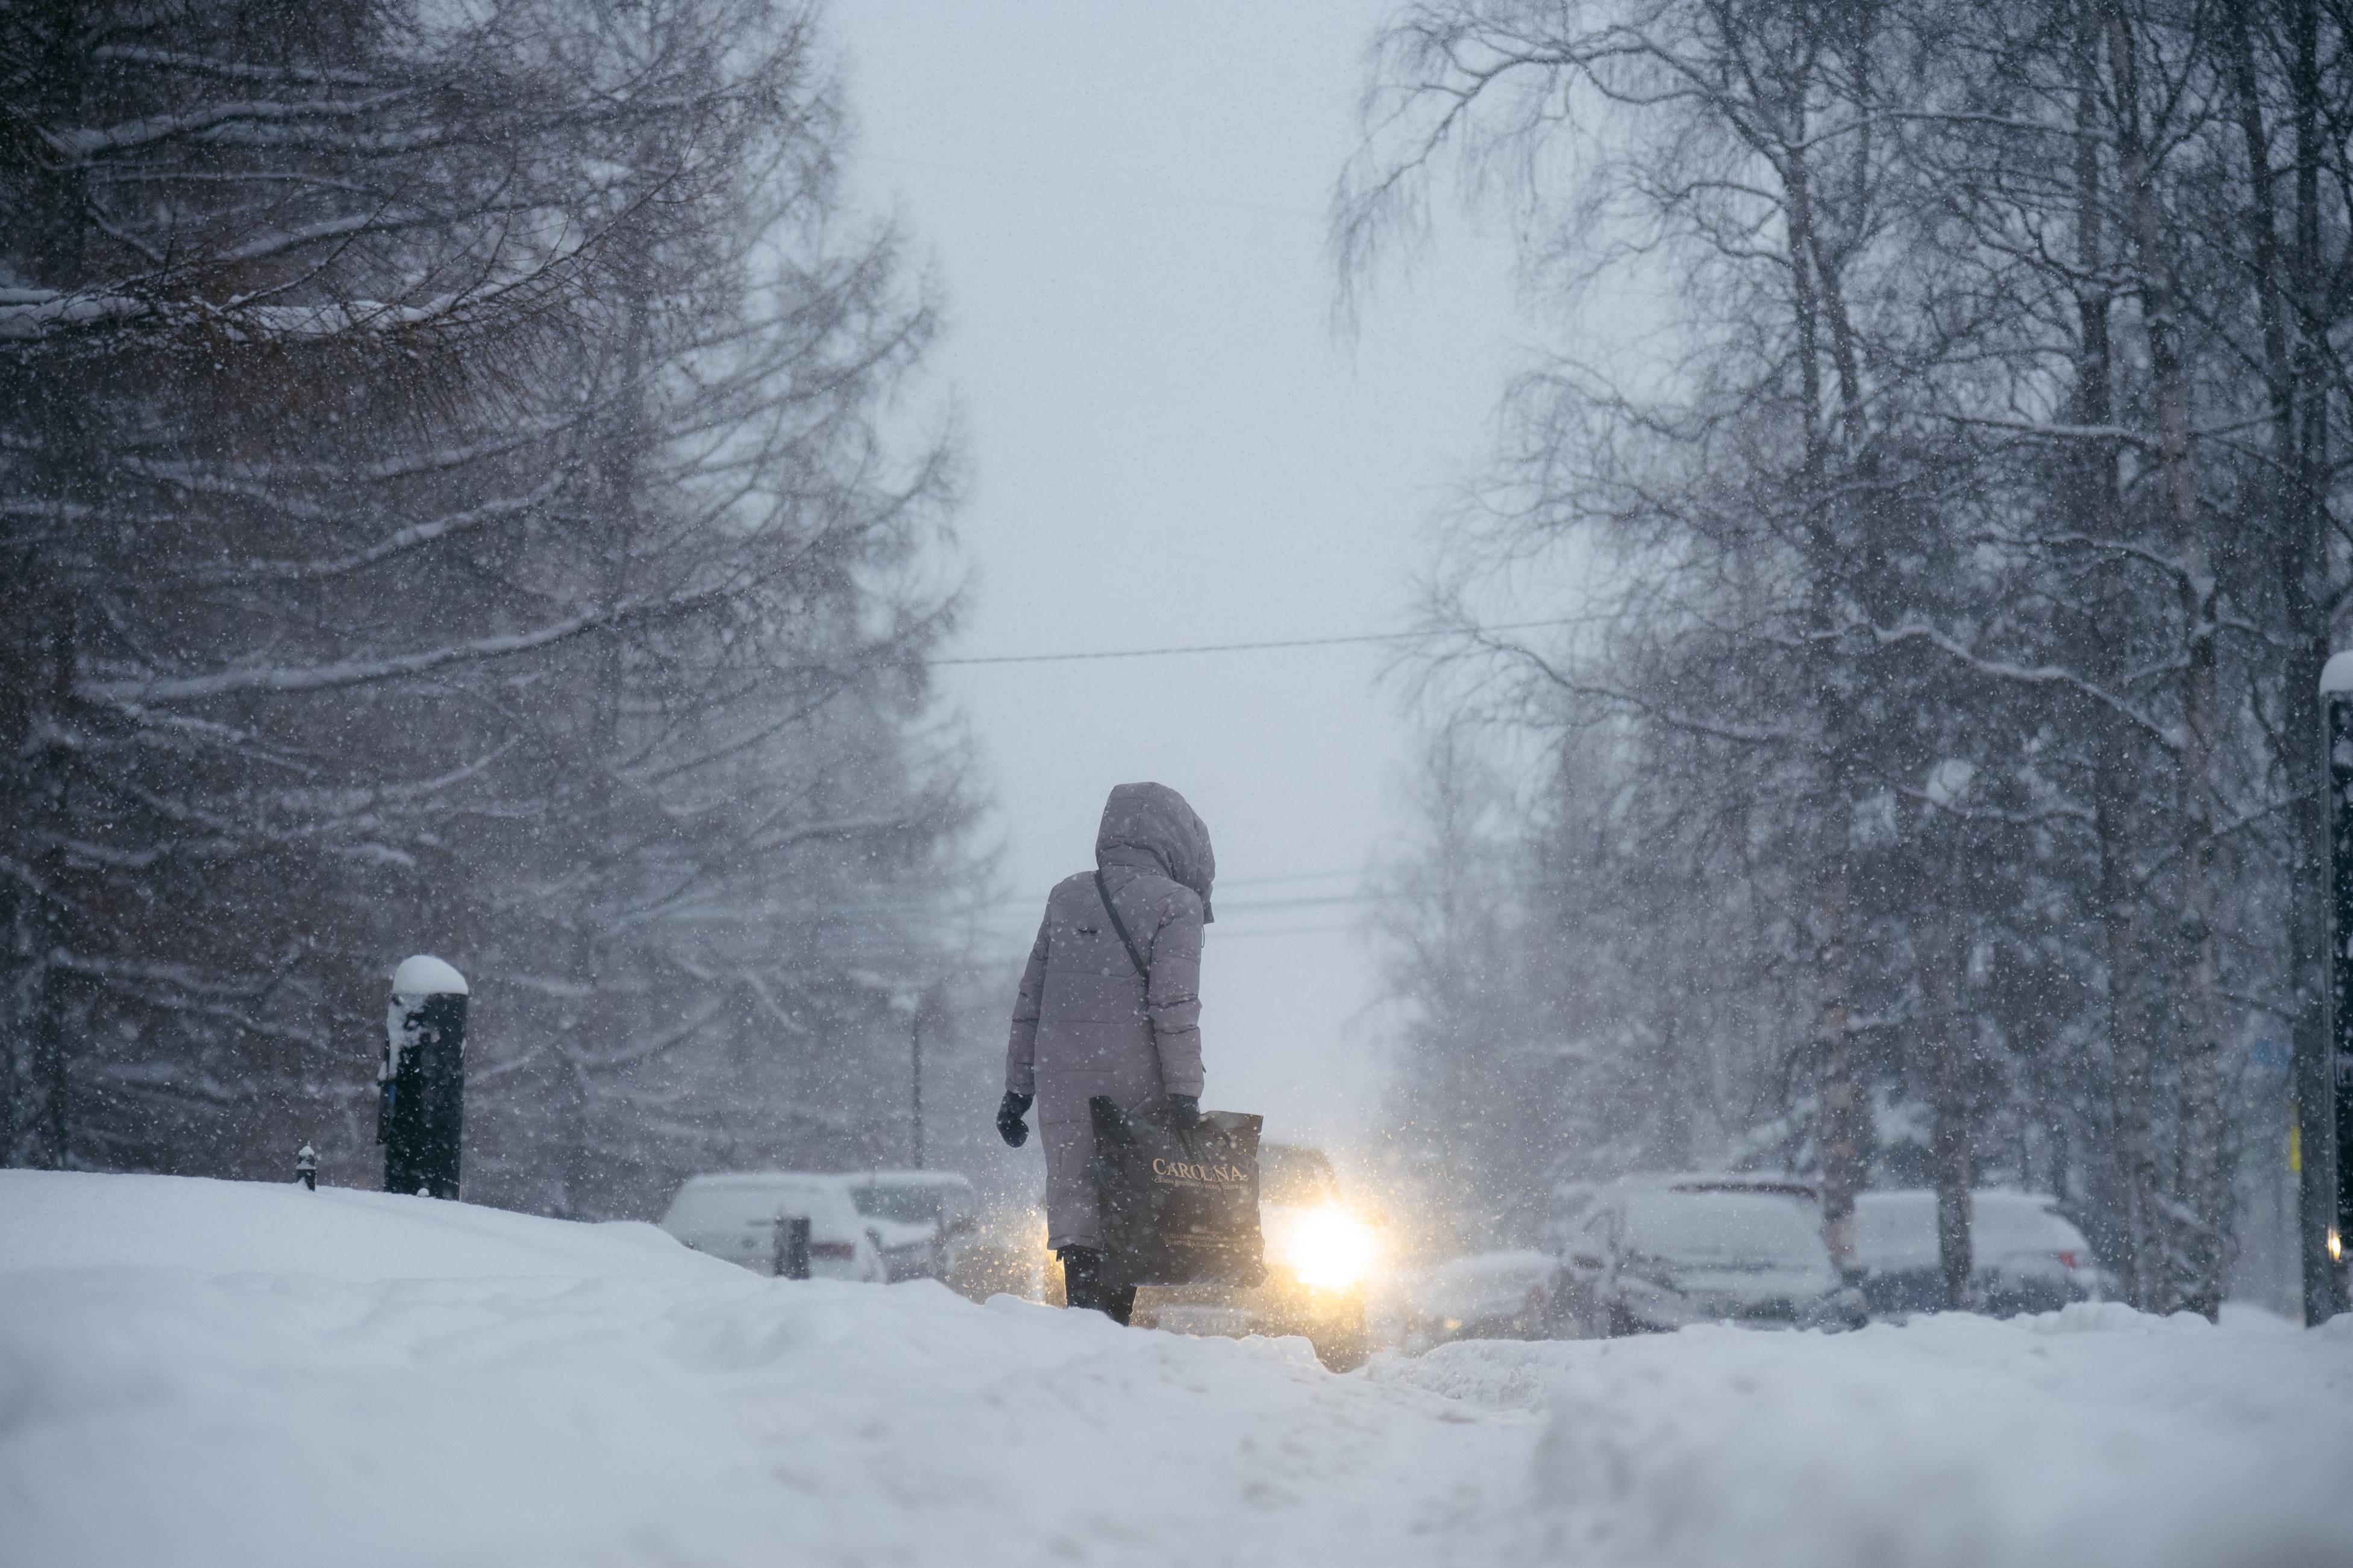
[[1006, 782, 1215, 1250]]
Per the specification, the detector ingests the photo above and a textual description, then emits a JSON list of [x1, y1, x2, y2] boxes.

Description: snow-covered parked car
[[1555, 1174, 1866, 1336], [659, 1172, 887, 1281], [1403, 1250, 1561, 1346], [843, 1170, 979, 1283], [1538, 1181, 1602, 1255], [1853, 1189, 2106, 1317]]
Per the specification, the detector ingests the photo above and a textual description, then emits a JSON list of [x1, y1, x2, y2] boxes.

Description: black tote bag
[[1089, 1095, 1267, 1289]]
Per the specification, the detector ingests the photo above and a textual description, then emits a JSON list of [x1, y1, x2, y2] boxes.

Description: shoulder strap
[[1094, 869, 1149, 979]]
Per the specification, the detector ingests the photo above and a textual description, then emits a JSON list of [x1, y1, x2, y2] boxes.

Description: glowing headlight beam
[[1273, 1205, 1378, 1290]]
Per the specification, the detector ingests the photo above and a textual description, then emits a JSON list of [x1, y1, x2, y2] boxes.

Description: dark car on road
[[1131, 1142, 1377, 1370], [1402, 1249, 1561, 1348]]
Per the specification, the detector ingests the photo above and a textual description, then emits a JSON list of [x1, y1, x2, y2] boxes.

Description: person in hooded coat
[[998, 782, 1214, 1324]]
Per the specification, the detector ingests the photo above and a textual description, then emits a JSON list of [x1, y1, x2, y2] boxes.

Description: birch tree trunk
[[1908, 810, 1973, 1308], [1785, 92, 1864, 1272], [2068, 0, 2163, 1309], [2105, 0, 2227, 1317]]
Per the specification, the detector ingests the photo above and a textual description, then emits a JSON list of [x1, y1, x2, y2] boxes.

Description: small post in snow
[[775, 1214, 812, 1280], [379, 955, 469, 1200], [294, 1143, 317, 1191], [2314, 654, 2353, 1320]]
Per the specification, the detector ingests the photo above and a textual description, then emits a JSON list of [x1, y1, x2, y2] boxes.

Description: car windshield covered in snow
[[1620, 1188, 1828, 1270], [1259, 1144, 1339, 1208], [846, 1173, 974, 1228], [852, 1185, 945, 1225], [664, 1175, 857, 1235]]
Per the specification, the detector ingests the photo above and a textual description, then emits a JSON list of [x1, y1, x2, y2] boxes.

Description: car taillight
[[810, 1241, 854, 1261], [2057, 1251, 2077, 1269]]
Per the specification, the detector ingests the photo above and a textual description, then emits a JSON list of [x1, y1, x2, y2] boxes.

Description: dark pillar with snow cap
[[2316, 655, 2353, 1319], [380, 954, 469, 1199]]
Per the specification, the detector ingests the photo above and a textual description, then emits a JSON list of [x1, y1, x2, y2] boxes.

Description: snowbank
[[0, 1172, 1523, 1568], [4, 1170, 2348, 1568], [1377, 1310, 2353, 1568], [0, 1170, 707, 1281]]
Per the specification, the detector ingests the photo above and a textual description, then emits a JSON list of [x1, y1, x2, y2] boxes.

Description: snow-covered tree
[[1344, 0, 2353, 1317], [0, 0, 980, 1216]]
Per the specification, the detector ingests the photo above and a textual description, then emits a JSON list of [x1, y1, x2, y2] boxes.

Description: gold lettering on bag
[[1149, 1157, 1248, 1184]]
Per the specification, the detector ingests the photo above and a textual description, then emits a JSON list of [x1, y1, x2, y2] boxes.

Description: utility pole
[[910, 1006, 924, 1170], [2313, 655, 2353, 1320]]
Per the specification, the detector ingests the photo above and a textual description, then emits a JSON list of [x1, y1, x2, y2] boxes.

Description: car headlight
[[1270, 1205, 1377, 1290]]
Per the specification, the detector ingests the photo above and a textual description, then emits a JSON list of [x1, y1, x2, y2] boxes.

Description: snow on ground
[[3, 1172, 2349, 1568], [1380, 1314, 2352, 1568]]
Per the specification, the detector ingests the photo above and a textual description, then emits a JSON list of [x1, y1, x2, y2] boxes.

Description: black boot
[[1058, 1246, 1135, 1326], [1102, 1282, 1138, 1326]]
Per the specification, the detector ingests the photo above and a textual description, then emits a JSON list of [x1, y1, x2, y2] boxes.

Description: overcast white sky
[[830, 2, 1529, 1156]]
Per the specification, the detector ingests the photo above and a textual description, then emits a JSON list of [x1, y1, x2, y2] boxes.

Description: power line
[[1215, 892, 1377, 913], [1208, 922, 1364, 940], [932, 617, 1594, 667], [1218, 867, 1365, 889], [920, 869, 1374, 920], [817, 870, 1383, 931], [956, 895, 1381, 926], [864, 152, 1318, 222]]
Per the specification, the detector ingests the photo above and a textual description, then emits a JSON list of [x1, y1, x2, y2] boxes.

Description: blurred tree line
[[0, 0, 985, 1219], [1344, 0, 2346, 1319]]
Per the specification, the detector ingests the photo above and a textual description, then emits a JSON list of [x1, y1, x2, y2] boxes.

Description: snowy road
[[2, 1172, 2348, 1568]]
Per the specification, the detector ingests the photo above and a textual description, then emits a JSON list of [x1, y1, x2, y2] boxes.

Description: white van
[[659, 1172, 887, 1281]]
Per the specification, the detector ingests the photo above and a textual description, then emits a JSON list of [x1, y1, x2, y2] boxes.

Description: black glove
[[1158, 1093, 1202, 1129], [997, 1090, 1033, 1148]]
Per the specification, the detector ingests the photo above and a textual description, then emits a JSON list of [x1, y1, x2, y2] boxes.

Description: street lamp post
[[892, 987, 929, 1172], [911, 1005, 924, 1171], [2314, 655, 2353, 1319]]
